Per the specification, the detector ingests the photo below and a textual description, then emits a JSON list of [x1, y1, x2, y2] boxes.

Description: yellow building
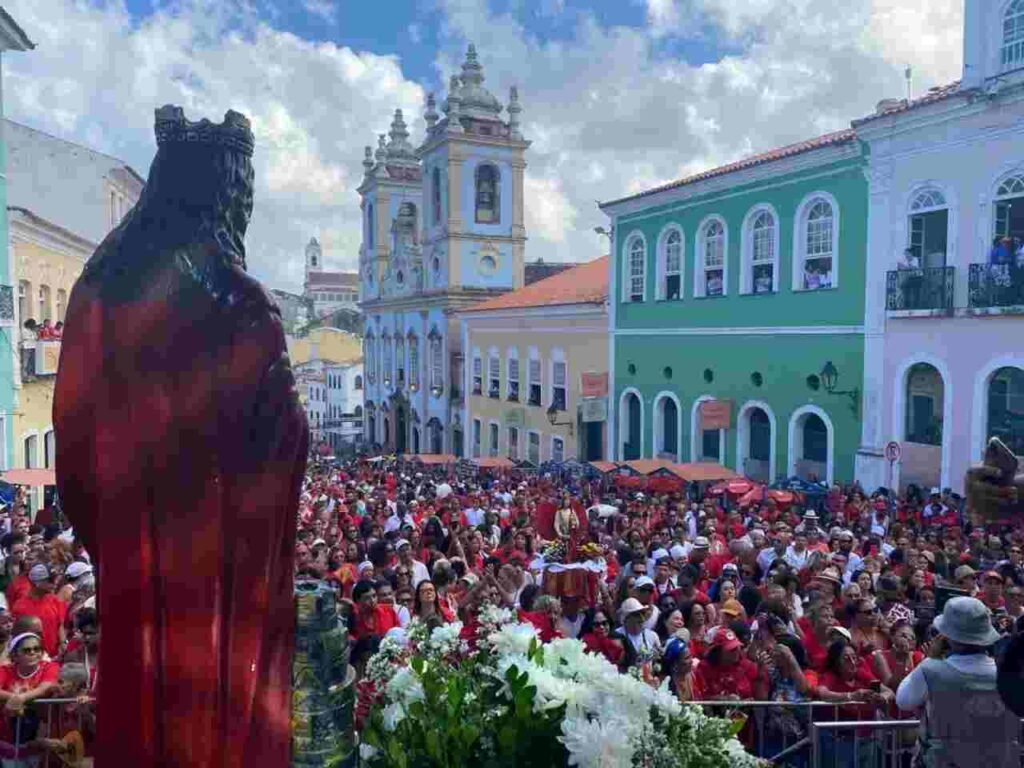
[[8, 208, 95, 510], [286, 325, 362, 368], [457, 257, 609, 464]]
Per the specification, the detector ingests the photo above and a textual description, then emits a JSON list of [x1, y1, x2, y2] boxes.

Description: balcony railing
[[20, 340, 61, 379], [885, 267, 955, 311], [968, 263, 1024, 308]]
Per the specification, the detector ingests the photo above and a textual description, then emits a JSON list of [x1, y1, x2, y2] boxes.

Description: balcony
[[968, 263, 1024, 309], [885, 267, 955, 312], [20, 340, 61, 380]]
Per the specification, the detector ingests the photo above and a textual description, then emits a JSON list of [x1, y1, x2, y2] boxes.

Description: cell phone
[[986, 437, 1019, 485]]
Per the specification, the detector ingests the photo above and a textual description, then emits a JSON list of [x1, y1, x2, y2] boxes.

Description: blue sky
[[2, 0, 963, 291]]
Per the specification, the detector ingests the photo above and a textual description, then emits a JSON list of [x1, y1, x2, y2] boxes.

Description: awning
[[408, 454, 457, 465], [472, 457, 515, 469], [1, 468, 56, 486], [668, 463, 740, 483], [588, 461, 620, 474]]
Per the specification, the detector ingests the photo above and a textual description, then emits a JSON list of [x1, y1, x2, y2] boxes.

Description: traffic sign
[[885, 441, 902, 462]]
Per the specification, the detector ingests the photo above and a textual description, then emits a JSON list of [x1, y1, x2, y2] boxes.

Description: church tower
[[304, 237, 321, 287], [417, 44, 529, 293]]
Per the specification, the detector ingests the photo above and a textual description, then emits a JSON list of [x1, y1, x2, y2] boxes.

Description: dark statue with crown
[[54, 106, 309, 767]]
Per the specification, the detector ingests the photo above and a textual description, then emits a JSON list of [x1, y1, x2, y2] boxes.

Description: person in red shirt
[[694, 629, 768, 700], [349, 580, 399, 642], [0, 632, 60, 747], [11, 566, 67, 658], [3, 537, 30, 609], [815, 639, 893, 720], [980, 571, 1006, 611], [580, 610, 623, 666]]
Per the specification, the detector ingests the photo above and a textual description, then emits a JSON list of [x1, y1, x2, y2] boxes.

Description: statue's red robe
[[54, 251, 308, 767]]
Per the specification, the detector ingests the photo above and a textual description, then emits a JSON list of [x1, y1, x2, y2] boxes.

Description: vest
[[916, 657, 1019, 768]]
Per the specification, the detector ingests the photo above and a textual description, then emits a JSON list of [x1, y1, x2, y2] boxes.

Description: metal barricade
[[808, 719, 919, 768], [692, 700, 848, 766], [5, 697, 93, 768]]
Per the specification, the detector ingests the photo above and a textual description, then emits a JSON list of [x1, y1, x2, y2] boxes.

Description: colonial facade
[[458, 257, 608, 464], [0, 11, 33, 472], [600, 135, 868, 486], [287, 326, 363, 452], [5, 120, 142, 508], [303, 237, 359, 318], [359, 45, 528, 456], [856, 0, 1024, 493]]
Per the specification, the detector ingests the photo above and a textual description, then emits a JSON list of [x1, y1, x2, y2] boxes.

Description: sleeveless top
[[916, 657, 1019, 768]]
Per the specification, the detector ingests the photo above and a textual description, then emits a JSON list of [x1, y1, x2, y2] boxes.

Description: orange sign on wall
[[580, 372, 608, 398], [700, 399, 733, 430]]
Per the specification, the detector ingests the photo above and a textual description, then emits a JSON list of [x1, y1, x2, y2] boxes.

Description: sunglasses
[[593, 620, 609, 627], [18, 646, 42, 655]]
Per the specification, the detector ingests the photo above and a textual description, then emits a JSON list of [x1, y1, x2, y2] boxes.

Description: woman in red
[[0, 632, 60, 749], [799, 602, 836, 672], [875, 621, 923, 711], [814, 640, 893, 720], [580, 610, 623, 666], [694, 630, 768, 701], [414, 580, 454, 625]]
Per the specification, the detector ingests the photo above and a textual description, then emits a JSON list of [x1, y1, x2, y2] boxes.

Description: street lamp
[[546, 403, 575, 437], [820, 361, 860, 416], [594, 226, 613, 241]]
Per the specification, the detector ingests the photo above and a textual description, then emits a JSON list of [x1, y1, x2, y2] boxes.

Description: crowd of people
[[294, 459, 1024, 762]]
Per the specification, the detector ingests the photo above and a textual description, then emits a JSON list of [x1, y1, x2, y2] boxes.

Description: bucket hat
[[933, 596, 1001, 646]]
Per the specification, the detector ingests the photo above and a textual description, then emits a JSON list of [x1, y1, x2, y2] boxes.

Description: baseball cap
[[395, 539, 411, 550], [983, 570, 1004, 583], [64, 562, 92, 580], [713, 629, 743, 652], [955, 565, 977, 581], [829, 626, 853, 642], [27, 564, 51, 584], [721, 562, 739, 575], [634, 576, 656, 590], [720, 599, 744, 617]]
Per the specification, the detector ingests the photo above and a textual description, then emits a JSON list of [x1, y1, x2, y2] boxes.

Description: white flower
[[560, 713, 637, 768], [386, 667, 424, 705], [487, 621, 539, 657], [359, 742, 380, 760], [382, 702, 406, 732]]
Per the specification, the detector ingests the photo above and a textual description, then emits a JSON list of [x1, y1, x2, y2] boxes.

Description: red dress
[[695, 658, 764, 699], [54, 238, 308, 768]]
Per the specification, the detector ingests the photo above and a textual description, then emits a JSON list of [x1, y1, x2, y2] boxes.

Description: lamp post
[[546, 403, 575, 437], [820, 360, 860, 416]]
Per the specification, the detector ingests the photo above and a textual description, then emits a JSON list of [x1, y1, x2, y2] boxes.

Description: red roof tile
[[602, 129, 857, 207], [852, 81, 962, 126], [306, 271, 359, 287], [461, 256, 608, 313]]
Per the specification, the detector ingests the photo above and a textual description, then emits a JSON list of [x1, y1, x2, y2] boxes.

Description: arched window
[[625, 236, 646, 303], [742, 207, 777, 294], [475, 164, 499, 224], [796, 196, 837, 291], [367, 203, 375, 249], [355, 405, 363, 417], [905, 363, 944, 446], [506, 348, 520, 401], [432, 167, 442, 224], [995, 175, 1024, 244], [17, 281, 30, 324], [365, 334, 376, 383], [802, 415, 828, 463], [621, 391, 642, 461], [383, 335, 393, 385], [395, 336, 405, 386], [654, 395, 679, 459], [430, 334, 444, 392], [658, 228, 683, 300], [988, 367, 1024, 456], [697, 218, 726, 297], [1004, 0, 1024, 71], [56, 289, 67, 323], [354, 375, 363, 390], [908, 188, 948, 270]]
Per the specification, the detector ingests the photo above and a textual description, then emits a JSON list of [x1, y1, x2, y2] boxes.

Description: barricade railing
[[808, 719, 919, 768], [691, 700, 852, 766], [5, 696, 94, 768]]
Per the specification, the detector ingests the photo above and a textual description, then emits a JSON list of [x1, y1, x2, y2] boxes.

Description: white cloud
[[301, 0, 338, 25], [0, 0, 968, 293], [2, 0, 423, 292]]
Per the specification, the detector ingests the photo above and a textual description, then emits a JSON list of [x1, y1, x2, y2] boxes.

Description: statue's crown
[[154, 105, 254, 157]]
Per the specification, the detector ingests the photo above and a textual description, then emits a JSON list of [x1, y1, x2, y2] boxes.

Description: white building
[[359, 44, 528, 456], [325, 361, 364, 447], [856, 0, 1024, 493], [303, 237, 359, 319]]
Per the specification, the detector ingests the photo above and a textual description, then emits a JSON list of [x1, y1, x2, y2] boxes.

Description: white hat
[[436, 483, 453, 499], [396, 539, 411, 550], [65, 562, 92, 580], [934, 596, 1001, 646], [930, 487, 941, 496], [27, 564, 51, 584], [619, 597, 649, 619], [634, 576, 656, 590], [651, 548, 669, 562], [692, 536, 710, 550], [669, 544, 687, 560], [829, 626, 853, 642]]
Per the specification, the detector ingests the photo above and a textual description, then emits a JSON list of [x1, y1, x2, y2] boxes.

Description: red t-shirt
[[350, 604, 399, 641], [5, 574, 31, 610], [817, 669, 879, 720], [11, 593, 68, 657], [694, 658, 764, 700], [0, 659, 60, 695]]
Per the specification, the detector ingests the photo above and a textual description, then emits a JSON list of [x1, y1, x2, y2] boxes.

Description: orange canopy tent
[[1, 468, 56, 486], [408, 454, 457, 466], [472, 457, 515, 469]]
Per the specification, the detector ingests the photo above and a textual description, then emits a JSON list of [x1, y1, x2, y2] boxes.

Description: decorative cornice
[[614, 324, 864, 336], [8, 208, 95, 262]]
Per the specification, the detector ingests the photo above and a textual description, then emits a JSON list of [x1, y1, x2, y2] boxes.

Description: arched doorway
[[654, 393, 679, 460], [788, 406, 833, 485], [902, 363, 944, 490], [738, 403, 773, 482], [395, 407, 407, 454], [620, 391, 642, 460], [427, 418, 443, 454], [384, 417, 390, 447], [988, 367, 1024, 456], [412, 427, 420, 455]]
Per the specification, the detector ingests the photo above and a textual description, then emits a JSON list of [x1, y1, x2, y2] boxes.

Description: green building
[[0, 9, 33, 472], [599, 130, 867, 486]]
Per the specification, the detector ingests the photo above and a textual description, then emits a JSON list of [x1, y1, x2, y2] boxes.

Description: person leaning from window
[[896, 596, 1018, 768]]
